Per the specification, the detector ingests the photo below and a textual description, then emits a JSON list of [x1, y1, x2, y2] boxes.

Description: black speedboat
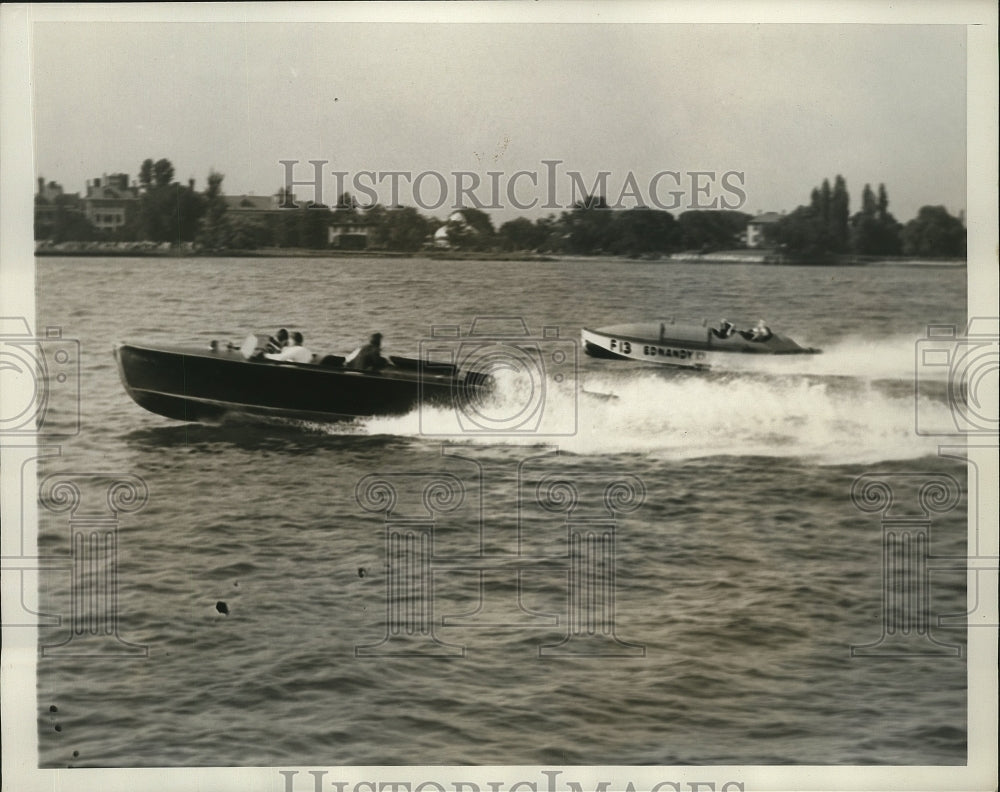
[[113, 337, 488, 424]]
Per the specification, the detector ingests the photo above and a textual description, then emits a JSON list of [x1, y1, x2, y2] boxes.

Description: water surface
[[34, 256, 967, 766]]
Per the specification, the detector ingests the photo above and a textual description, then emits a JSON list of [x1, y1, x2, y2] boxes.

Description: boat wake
[[706, 333, 929, 380], [343, 336, 959, 465]]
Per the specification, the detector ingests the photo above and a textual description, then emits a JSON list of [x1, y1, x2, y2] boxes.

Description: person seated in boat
[[345, 332, 389, 371], [265, 328, 289, 354], [712, 319, 736, 339], [264, 331, 313, 363], [750, 319, 772, 342]]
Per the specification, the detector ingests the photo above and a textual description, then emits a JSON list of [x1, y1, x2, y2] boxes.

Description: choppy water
[[31, 255, 968, 767]]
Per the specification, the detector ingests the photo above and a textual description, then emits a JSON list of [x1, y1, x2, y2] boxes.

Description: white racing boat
[[581, 319, 820, 370]]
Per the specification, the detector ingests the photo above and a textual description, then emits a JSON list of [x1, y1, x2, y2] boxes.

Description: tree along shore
[[35, 159, 966, 261]]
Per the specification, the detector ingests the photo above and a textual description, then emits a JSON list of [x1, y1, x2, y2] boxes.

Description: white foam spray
[[325, 338, 958, 464], [711, 333, 929, 381]]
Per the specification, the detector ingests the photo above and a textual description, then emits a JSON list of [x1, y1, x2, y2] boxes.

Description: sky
[[30, 12, 968, 224]]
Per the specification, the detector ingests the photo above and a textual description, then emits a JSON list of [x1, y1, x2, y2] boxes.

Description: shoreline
[[664, 250, 966, 267], [33, 244, 964, 267], [34, 245, 551, 262]]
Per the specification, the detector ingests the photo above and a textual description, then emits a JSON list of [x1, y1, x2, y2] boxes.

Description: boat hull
[[582, 321, 819, 370], [114, 342, 482, 424]]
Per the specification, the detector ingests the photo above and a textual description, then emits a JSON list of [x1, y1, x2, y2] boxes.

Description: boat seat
[[319, 354, 345, 368]]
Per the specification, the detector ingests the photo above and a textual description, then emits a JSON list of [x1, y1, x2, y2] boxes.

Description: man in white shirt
[[265, 331, 313, 363]]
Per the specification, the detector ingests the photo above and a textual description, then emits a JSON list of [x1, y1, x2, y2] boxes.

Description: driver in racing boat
[[264, 331, 314, 363], [750, 319, 772, 341], [345, 332, 389, 371]]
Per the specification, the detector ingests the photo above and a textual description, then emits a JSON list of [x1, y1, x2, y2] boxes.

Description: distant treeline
[[35, 159, 966, 259], [761, 176, 966, 259]]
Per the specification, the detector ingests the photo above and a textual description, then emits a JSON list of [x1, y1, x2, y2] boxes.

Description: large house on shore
[[34, 178, 80, 235], [222, 191, 372, 249], [327, 214, 372, 250], [745, 211, 782, 248], [36, 173, 141, 239], [82, 173, 139, 234]]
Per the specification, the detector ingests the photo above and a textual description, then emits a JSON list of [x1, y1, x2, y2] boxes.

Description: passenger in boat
[[265, 328, 289, 353], [712, 319, 736, 339], [751, 319, 772, 341], [345, 332, 389, 371], [264, 331, 314, 363]]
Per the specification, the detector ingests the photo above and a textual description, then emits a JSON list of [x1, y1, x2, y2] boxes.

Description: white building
[[745, 211, 782, 248]]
